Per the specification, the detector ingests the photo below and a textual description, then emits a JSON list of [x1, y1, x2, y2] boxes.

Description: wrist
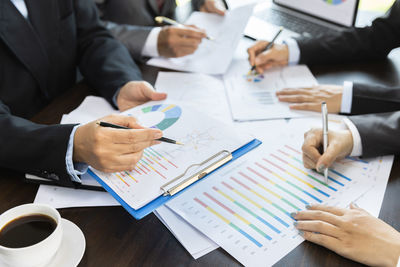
[[73, 125, 86, 163]]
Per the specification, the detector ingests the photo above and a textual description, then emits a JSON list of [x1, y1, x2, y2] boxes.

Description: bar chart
[[167, 143, 384, 266]]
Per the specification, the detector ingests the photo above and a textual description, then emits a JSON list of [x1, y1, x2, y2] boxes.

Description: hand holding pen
[[247, 27, 288, 74], [73, 115, 181, 174]]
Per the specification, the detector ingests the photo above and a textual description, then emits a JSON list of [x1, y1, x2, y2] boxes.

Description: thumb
[[316, 143, 340, 172], [255, 51, 273, 66], [142, 84, 167, 101], [104, 115, 144, 129]]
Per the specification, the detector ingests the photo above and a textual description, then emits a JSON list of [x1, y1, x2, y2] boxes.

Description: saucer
[[45, 219, 86, 267]]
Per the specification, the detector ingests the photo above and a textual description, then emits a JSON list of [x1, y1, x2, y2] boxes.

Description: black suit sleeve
[[0, 101, 76, 186], [74, 0, 143, 105], [348, 111, 400, 157], [296, 0, 400, 65], [349, 83, 400, 115]]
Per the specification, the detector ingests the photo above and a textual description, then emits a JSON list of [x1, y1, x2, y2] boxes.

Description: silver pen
[[321, 102, 329, 184]]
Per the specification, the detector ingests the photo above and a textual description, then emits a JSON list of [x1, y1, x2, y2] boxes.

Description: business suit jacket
[[0, 0, 142, 186], [346, 84, 400, 157], [96, 0, 205, 60], [296, 0, 400, 65]]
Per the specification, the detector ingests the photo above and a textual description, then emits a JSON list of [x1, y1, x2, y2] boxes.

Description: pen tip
[[176, 142, 184, 146]]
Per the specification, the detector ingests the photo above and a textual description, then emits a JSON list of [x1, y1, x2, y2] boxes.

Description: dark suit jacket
[[0, 0, 142, 186], [296, 0, 400, 65], [346, 85, 400, 157], [96, 0, 205, 60]]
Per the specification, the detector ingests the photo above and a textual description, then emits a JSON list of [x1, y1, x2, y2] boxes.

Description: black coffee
[[0, 214, 57, 248]]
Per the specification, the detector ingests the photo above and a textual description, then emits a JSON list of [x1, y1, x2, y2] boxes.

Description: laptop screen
[[274, 0, 359, 27]]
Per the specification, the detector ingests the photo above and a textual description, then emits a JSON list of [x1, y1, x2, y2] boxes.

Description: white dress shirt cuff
[[283, 38, 300, 65], [340, 81, 353, 114], [66, 125, 89, 182], [342, 117, 363, 157], [141, 27, 161, 58]]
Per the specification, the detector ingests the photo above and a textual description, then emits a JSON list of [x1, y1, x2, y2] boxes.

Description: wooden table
[[2, 31, 400, 267]]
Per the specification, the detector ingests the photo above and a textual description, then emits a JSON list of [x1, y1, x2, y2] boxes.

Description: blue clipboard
[[88, 139, 262, 220]]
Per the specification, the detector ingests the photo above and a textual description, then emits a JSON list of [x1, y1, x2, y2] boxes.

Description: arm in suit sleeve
[[0, 101, 76, 186], [101, 20, 154, 61], [74, 0, 143, 104], [349, 83, 400, 115], [296, 0, 400, 65], [348, 111, 400, 157]]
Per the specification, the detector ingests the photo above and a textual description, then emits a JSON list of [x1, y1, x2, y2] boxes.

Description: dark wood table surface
[[2, 17, 400, 266]]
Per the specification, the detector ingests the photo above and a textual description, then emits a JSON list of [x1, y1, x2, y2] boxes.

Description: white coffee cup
[[0, 204, 63, 267]]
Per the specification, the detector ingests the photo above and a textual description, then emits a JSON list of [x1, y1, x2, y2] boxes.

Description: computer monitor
[[274, 0, 359, 27]]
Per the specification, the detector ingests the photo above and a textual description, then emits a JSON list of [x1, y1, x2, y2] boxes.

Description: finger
[[289, 103, 321, 112], [302, 130, 323, 163], [117, 151, 144, 168], [303, 154, 317, 169], [301, 231, 341, 252], [277, 95, 315, 103], [294, 210, 342, 226], [140, 84, 167, 101], [101, 115, 140, 129], [112, 140, 160, 155], [109, 128, 163, 144], [349, 203, 369, 215], [295, 220, 341, 238], [172, 36, 202, 47], [306, 204, 346, 216], [255, 51, 275, 67], [177, 27, 207, 39], [247, 41, 269, 66], [276, 88, 313, 96], [316, 142, 342, 171]]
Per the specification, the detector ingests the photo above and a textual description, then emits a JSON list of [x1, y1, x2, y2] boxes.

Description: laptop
[[256, 0, 360, 36]]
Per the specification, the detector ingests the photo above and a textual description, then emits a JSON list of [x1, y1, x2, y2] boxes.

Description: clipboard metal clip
[[161, 150, 233, 197]]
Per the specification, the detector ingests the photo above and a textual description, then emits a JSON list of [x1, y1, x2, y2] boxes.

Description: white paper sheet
[[224, 59, 319, 121], [34, 174, 119, 209], [167, 136, 393, 267], [147, 4, 254, 74], [154, 205, 219, 259], [155, 72, 232, 124]]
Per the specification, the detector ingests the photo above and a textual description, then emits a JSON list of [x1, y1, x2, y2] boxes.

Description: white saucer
[[45, 219, 86, 267]]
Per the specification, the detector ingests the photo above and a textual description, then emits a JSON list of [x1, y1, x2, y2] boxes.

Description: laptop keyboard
[[259, 8, 339, 37]]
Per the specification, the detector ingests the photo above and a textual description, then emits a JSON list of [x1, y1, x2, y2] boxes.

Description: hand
[[276, 85, 343, 113], [293, 204, 400, 267], [302, 128, 353, 172], [157, 25, 207, 58], [200, 0, 226, 16], [73, 115, 162, 173], [247, 41, 289, 73], [116, 81, 167, 111]]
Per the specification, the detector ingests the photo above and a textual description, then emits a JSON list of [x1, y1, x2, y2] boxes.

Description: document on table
[[154, 206, 219, 259], [224, 59, 318, 121], [155, 72, 232, 123], [147, 4, 254, 74], [90, 100, 253, 210], [166, 136, 393, 266]]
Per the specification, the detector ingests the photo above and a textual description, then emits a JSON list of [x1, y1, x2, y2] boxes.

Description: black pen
[[96, 121, 184, 145], [250, 26, 284, 72]]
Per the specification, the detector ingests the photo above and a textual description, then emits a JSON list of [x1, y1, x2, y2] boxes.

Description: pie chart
[[322, 0, 346, 5], [136, 104, 182, 131]]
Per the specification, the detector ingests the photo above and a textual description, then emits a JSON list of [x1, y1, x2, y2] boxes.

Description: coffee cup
[[0, 204, 63, 267]]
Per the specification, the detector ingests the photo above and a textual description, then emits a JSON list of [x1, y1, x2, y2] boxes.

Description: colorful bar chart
[[167, 143, 384, 266]]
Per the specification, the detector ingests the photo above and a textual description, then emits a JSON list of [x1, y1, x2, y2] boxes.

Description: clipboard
[[88, 139, 262, 220]]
